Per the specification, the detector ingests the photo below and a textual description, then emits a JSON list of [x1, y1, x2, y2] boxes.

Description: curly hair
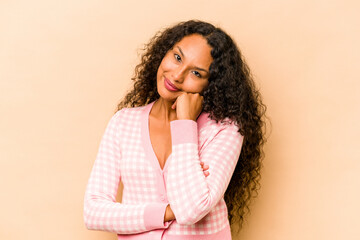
[[116, 20, 267, 232]]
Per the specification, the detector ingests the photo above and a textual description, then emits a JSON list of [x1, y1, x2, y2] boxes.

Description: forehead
[[174, 34, 213, 67]]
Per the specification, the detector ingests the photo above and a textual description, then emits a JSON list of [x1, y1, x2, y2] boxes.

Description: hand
[[164, 204, 176, 222], [171, 92, 203, 121], [200, 161, 210, 177]]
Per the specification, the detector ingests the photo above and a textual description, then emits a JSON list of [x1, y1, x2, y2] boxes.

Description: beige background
[[1, 0, 359, 239]]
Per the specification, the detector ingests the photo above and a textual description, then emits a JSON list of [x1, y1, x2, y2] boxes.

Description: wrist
[[177, 117, 195, 121]]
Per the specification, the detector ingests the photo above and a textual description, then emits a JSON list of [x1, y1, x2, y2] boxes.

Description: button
[[160, 195, 165, 201]]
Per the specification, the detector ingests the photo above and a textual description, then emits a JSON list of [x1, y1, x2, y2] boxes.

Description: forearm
[[84, 192, 172, 234], [166, 120, 243, 225]]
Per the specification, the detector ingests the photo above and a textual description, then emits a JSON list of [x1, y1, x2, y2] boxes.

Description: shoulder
[[197, 112, 243, 145], [197, 112, 240, 134], [112, 104, 149, 122]]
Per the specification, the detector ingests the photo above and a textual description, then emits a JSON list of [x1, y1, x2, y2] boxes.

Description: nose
[[172, 65, 186, 83]]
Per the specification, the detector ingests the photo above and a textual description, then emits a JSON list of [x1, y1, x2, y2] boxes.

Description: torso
[[148, 114, 172, 170]]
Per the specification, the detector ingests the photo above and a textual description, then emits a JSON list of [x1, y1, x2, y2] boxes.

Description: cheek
[[157, 59, 167, 79], [160, 55, 177, 71], [183, 79, 209, 92], [203, 80, 209, 89], [199, 79, 210, 92]]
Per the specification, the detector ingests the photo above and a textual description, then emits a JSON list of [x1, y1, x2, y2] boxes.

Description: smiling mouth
[[164, 77, 179, 92]]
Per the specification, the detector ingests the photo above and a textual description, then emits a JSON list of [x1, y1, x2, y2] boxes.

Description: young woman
[[84, 20, 267, 239]]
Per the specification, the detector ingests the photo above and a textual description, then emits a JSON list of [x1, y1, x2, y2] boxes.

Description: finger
[[171, 99, 177, 109]]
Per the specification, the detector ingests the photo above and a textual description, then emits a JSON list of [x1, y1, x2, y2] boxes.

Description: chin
[[157, 89, 177, 102], [156, 82, 174, 99]]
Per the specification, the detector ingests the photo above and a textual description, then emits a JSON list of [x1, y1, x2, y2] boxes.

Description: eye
[[174, 53, 181, 62], [192, 70, 202, 78]]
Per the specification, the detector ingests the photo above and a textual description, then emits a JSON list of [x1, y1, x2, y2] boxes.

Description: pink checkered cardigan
[[83, 100, 244, 239]]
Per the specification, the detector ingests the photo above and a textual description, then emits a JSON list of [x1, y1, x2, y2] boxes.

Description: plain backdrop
[[1, 0, 359, 239]]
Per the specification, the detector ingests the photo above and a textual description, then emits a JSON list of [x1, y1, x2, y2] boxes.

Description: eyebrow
[[176, 46, 209, 74]]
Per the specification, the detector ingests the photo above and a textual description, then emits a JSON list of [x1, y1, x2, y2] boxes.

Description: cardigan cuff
[[144, 202, 172, 230], [170, 120, 198, 145]]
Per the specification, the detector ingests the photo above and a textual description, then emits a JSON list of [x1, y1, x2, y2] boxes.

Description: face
[[156, 34, 213, 102]]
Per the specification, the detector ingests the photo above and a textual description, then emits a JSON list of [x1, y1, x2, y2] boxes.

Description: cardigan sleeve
[[166, 119, 243, 225], [83, 110, 172, 234]]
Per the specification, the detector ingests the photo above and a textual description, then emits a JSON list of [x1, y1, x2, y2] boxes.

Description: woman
[[84, 20, 267, 239]]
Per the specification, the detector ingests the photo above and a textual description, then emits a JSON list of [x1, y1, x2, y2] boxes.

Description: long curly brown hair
[[116, 20, 267, 232]]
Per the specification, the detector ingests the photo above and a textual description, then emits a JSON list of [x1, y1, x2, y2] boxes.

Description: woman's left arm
[[166, 119, 243, 225]]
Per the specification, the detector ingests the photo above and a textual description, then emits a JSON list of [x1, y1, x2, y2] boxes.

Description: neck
[[151, 98, 177, 123]]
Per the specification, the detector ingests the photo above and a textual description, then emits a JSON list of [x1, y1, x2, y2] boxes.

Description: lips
[[164, 78, 179, 92]]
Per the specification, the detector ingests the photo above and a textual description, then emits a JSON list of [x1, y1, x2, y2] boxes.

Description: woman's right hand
[[200, 161, 209, 177]]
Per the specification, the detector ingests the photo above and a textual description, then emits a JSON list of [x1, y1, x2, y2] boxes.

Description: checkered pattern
[[84, 109, 147, 234], [166, 120, 243, 231], [83, 101, 243, 239]]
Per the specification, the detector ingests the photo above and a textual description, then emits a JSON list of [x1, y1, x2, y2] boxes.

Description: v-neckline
[[141, 100, 172, 173], [141, 100, 209, 173]]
